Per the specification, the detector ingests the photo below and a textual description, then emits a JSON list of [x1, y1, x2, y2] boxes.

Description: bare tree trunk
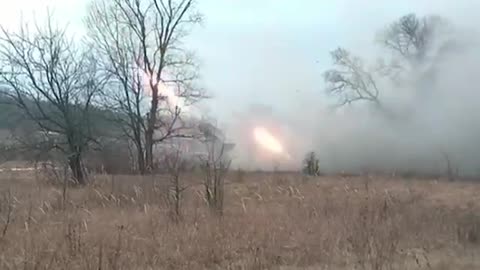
[[145, 90, 159, 172], [137, 146, 146, 175], [69, 153, 86, 185], [213, 174, 224, 215], [133, 133, 146, 174], [62, 162, 69, 209], [144, 129, 154, 173]]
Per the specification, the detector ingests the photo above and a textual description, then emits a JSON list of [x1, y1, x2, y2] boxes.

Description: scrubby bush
[[303, 151, 321, 176]]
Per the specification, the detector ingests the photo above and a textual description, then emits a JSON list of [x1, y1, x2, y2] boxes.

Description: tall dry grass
[[0, 171, 479, 269]]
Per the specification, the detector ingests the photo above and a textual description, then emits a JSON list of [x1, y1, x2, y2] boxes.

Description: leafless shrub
[[199, 138, 231, 216], [302, 151, 321, 176], [441, 151, 459, 182], [65, 219, 86, 256], [0, 189, 14, 238], [456, 211, 480, 247], [164, 147, 191, 221], [38, 161, 61, 185]]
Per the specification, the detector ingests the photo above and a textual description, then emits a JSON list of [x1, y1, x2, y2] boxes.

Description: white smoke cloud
[[219, 14, 480, 176]]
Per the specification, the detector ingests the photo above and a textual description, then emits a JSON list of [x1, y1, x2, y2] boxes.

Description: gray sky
[[2, 0, 479, 122], [3, 1, 480, 170]]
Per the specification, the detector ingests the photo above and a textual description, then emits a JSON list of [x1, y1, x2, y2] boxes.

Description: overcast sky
[[1, 0, 479, 122], [3, 1, 480, 170]]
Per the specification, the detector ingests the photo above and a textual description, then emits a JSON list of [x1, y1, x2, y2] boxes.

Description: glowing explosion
[[253, 126, 290, 159], [134, 61, 187, 112]]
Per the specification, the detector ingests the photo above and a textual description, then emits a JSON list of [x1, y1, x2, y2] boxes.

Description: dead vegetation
[[0, 171, 479, 269]]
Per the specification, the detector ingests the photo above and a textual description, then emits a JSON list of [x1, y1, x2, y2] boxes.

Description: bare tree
[[86, 0, 204, 174], [377, 13, 455, 102], [198, 122, 232, 216], [324, 48, 382, 109], [378, 13, 451, 64], [441, 151, 459, 182], [0, 15, 104, 185], [324, 13, 452, 114]]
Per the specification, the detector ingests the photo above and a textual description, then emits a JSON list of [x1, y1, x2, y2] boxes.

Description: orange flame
[[253, 126, 290, 159]]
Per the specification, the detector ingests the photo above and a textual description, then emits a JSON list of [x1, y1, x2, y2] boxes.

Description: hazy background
[[2, 0, 480, 174]]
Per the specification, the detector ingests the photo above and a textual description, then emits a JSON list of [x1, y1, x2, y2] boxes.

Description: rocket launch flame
[[253, 126, 290, 159]]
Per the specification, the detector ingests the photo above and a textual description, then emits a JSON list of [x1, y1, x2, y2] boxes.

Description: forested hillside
[[0, 94, 120, 137], [0, 96, 22, 129]]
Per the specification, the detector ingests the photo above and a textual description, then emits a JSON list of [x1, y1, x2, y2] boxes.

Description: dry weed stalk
[[199, 138, 231, 216], [0, 189, 14, 237], [164, 148, 191, 221]]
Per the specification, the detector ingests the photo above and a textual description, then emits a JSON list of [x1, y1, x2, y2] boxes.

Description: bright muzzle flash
[[253, 126, 290, 159]]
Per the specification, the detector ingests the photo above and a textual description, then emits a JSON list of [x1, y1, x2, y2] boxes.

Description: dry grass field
[[0, 170, 479, 269]]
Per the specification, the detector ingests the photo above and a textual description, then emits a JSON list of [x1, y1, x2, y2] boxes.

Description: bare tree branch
[[378, 14, 450, 64], [324, 48, 381, 108], [198, 120, 232, 216], [163, 145, 191, 221], [86, 0, 204, 174], [0, 14, 104, 184]]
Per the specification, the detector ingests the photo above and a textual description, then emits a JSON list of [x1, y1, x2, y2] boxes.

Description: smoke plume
[[221, 15, 480, 176]]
